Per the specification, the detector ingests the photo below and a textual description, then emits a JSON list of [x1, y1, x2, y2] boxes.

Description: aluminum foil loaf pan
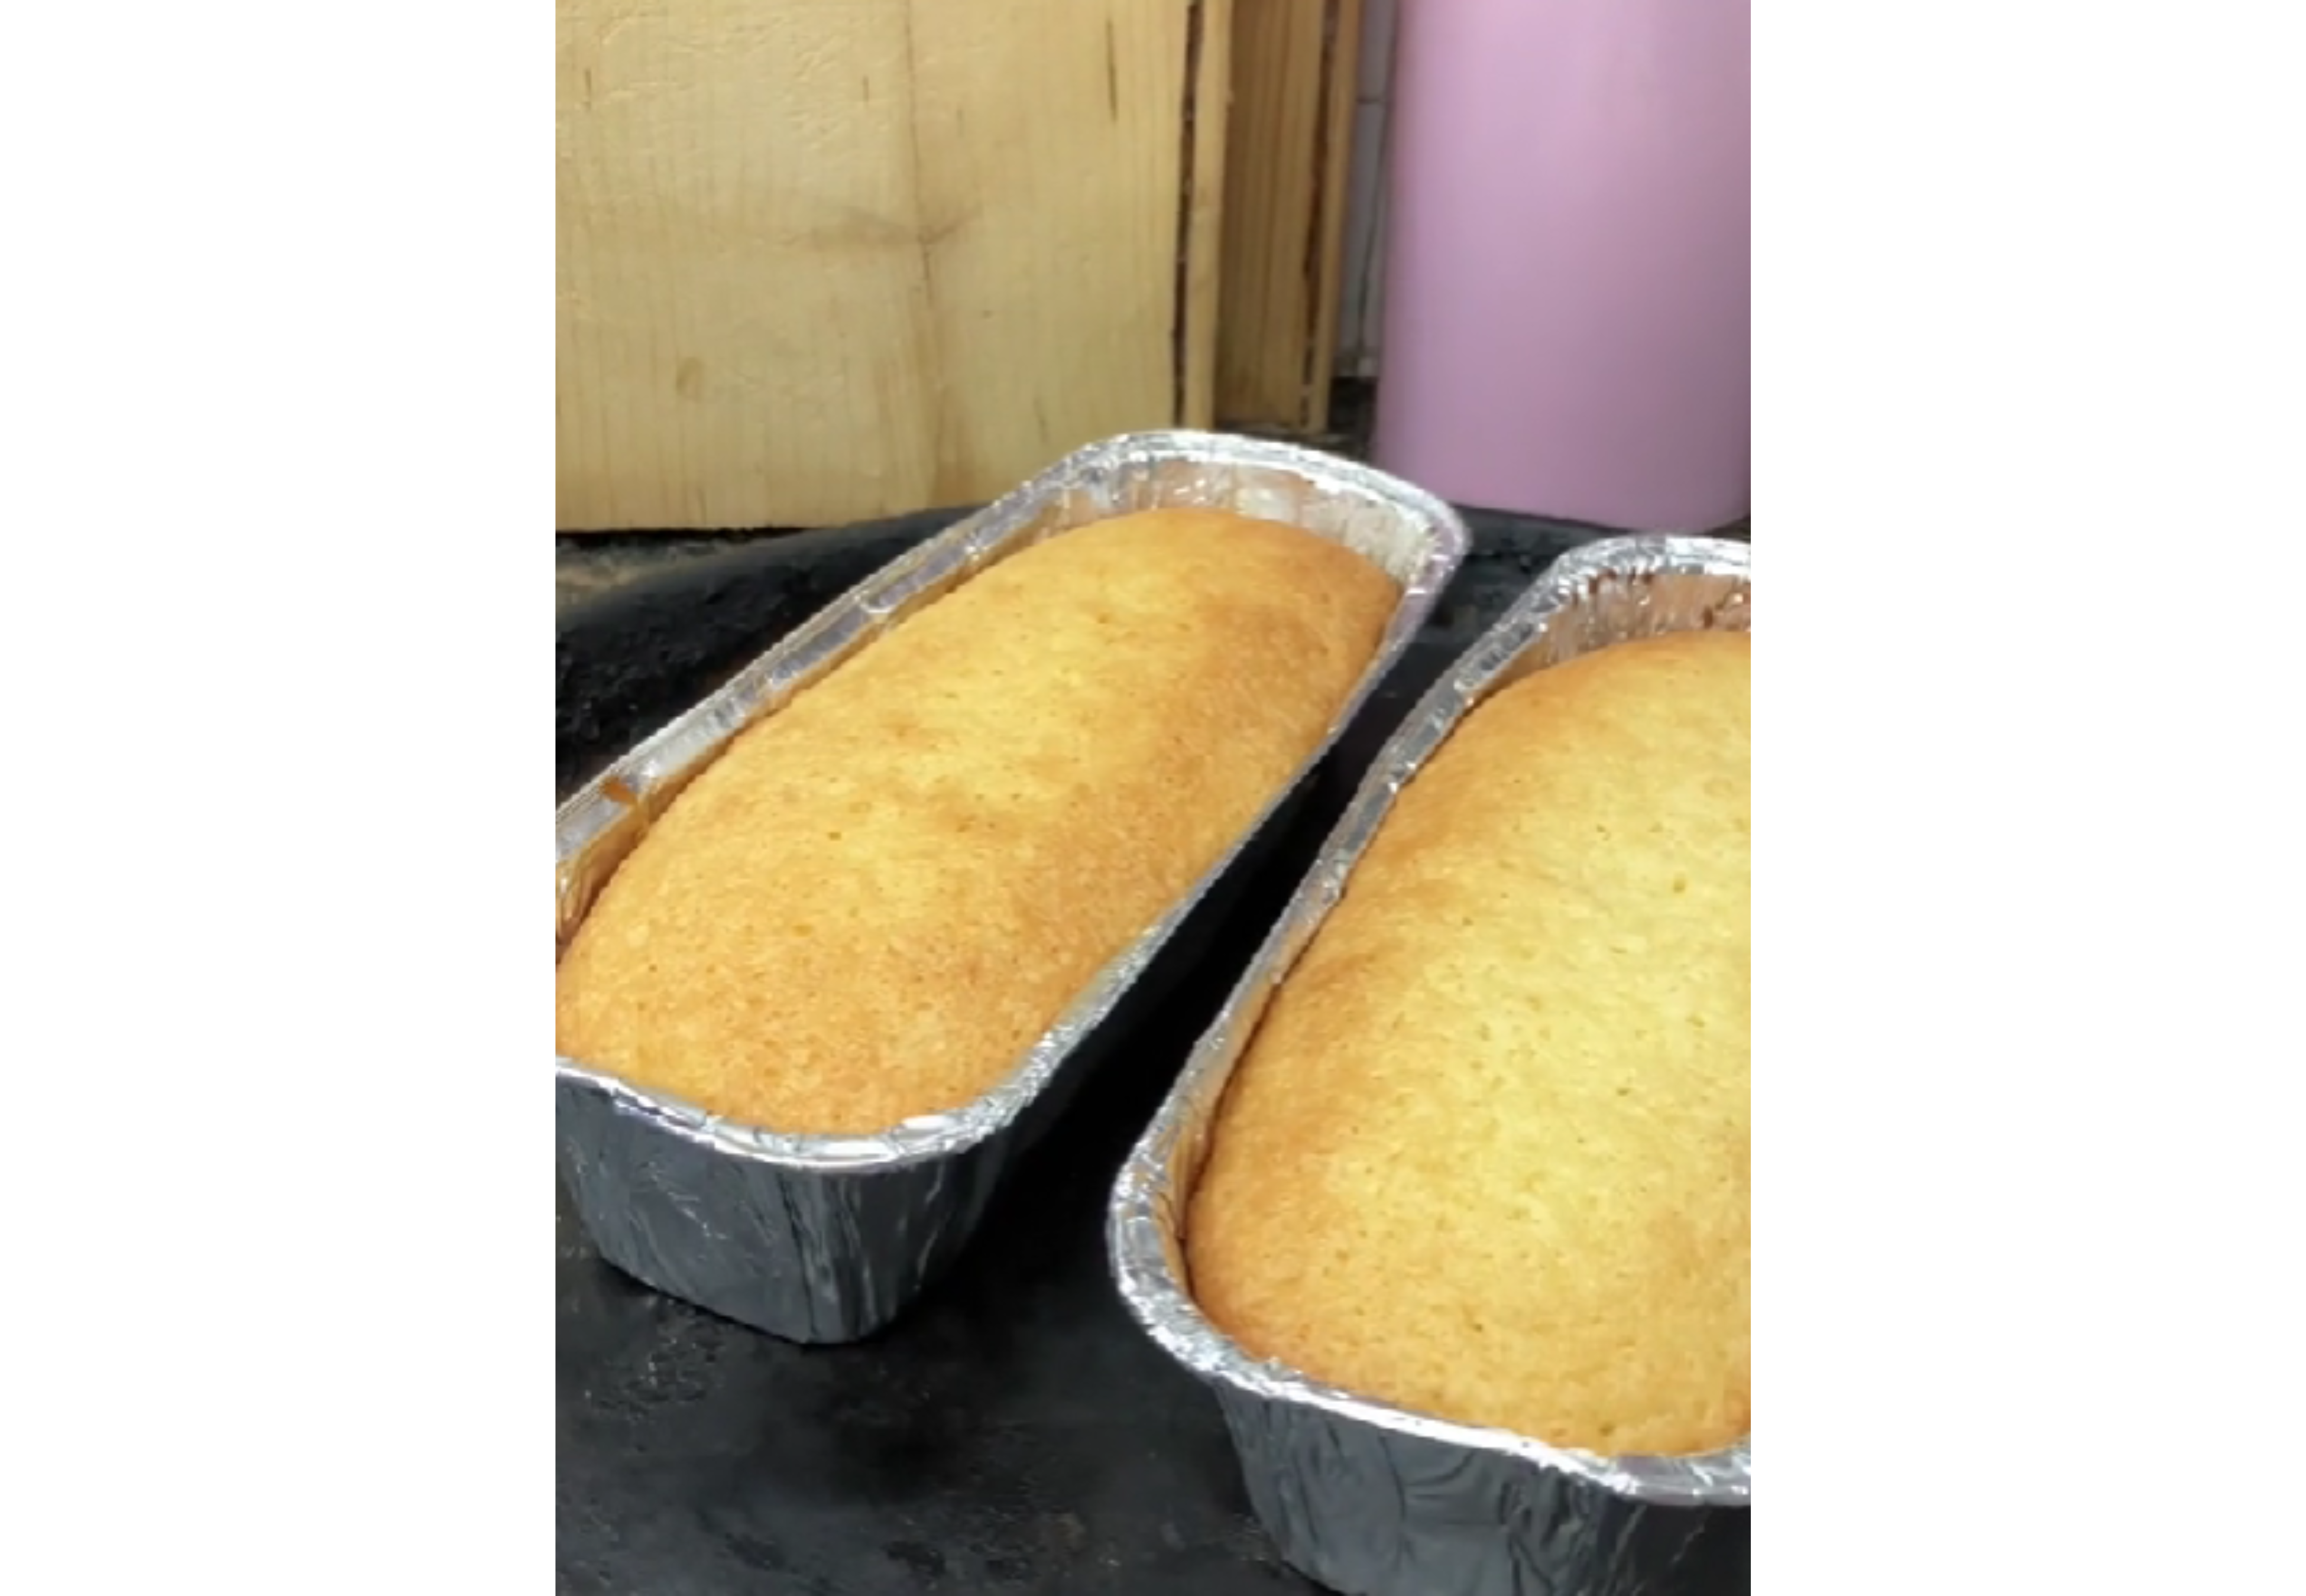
[[555, 430, 1471, 1344], [1109, 535, 1751, 1596]]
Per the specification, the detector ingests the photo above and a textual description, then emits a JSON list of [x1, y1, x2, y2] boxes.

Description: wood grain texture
[[1213, 0, 1362, 434], [558, 0, 1229, 531]]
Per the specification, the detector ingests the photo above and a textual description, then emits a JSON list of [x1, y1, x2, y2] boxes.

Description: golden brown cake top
[[556, 507, 1399, 1136], [1187, 630, 1750, 1456]]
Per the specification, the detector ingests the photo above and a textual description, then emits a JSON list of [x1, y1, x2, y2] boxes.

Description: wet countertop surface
[[558, 534, 771, 614]]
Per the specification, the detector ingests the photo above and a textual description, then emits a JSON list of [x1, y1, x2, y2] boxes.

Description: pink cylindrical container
[[1371, 0, 1750, 530]]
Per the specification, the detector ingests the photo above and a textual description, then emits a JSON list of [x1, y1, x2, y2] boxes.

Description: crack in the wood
[[1106, 17, 1120, 121], [1298, 1, 1350, 427], [1170, 0, 1209, 426], [899, 3, 953, 499]]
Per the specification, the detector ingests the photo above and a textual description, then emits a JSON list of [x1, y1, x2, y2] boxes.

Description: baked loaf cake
[[556, 508, 1398, 1137], [1187, 630, 1749, 1457]]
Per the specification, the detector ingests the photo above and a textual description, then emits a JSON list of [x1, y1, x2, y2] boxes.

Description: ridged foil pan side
[[1109, 536, 1751, 1596], [555, 430, 1472, 1344]]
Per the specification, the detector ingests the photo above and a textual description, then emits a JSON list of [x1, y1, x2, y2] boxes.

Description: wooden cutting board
[[557, 0, 1230, 531]]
